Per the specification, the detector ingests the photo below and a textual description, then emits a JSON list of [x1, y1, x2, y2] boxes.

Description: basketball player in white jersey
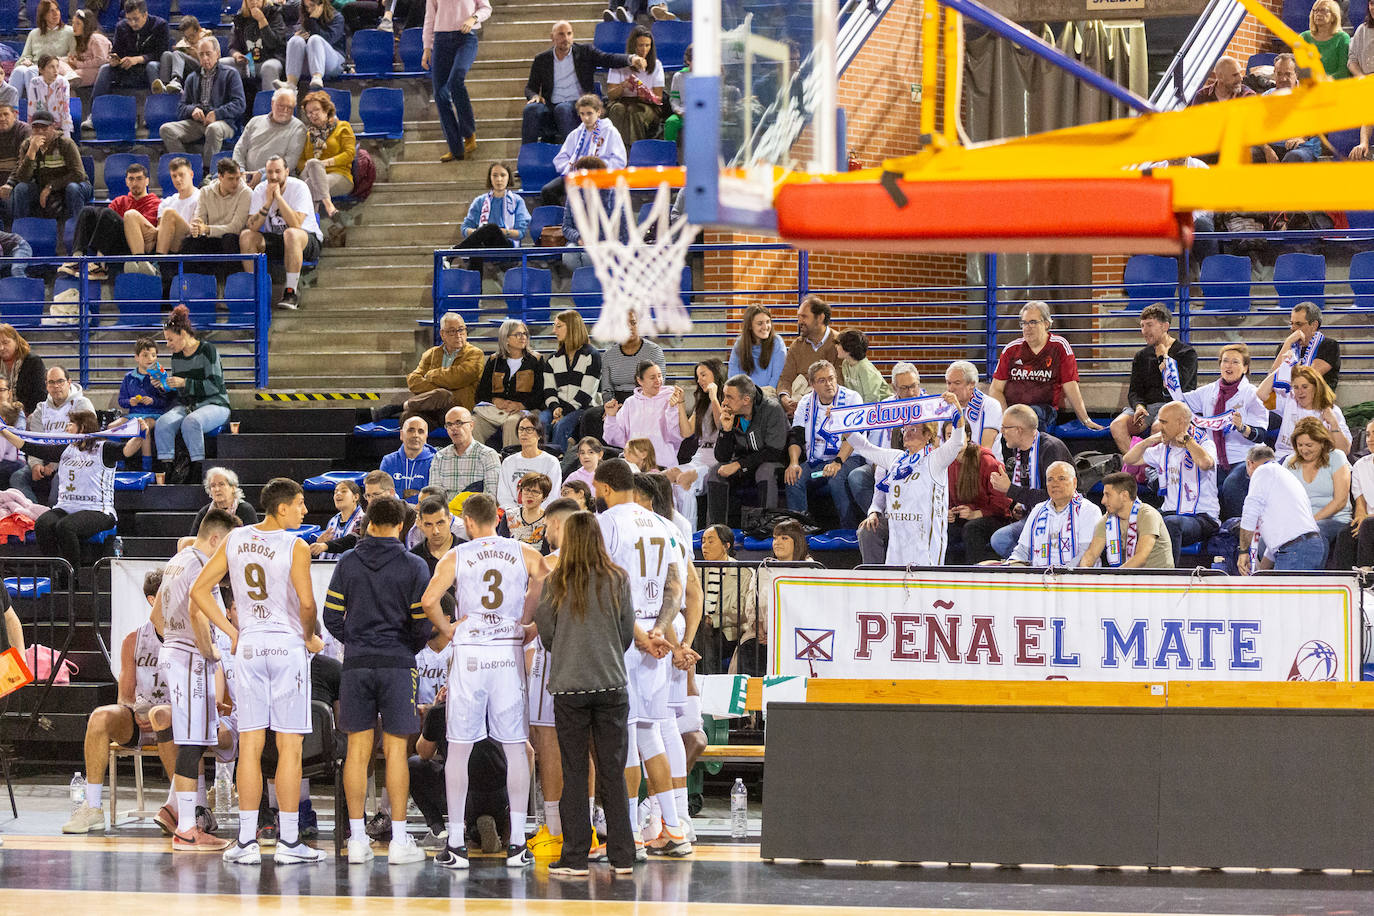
[[631, 473, 703, 851], [592, 458, 691, 859], [191, 477, 325, 866], [63, 571, 173, 833], [524, 496, 580, 859], [420, 493, 548, 870], [152, 508, 240, 851]]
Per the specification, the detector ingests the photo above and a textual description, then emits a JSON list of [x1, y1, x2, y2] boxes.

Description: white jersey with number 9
[[224, 525, 303, 639], [452, 534, 529, 646]]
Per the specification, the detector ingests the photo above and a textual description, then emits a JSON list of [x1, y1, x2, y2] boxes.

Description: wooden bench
[[700, 744, 765, 764], [107, 742, 216, 826]]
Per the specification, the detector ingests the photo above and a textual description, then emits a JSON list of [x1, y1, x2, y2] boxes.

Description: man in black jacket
[[987, 403, 1073, 558], [92, 0, 170, 96], [521, 20, 644, 144], [708, 374, 788, 526], [324, 496, 434, 865], [160, 38, 248, 173]]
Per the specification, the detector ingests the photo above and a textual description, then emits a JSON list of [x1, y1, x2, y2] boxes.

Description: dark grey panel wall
[[763, 703, 1374, 868]]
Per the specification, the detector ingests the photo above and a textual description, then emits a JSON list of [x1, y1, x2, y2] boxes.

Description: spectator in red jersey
[[59, 160, 160, 280], [988, 301, 1102, 432]]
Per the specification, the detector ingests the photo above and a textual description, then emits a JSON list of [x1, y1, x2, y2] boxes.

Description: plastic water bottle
[[69, 771, 85, 810], [1212, 554, 1228, 573], [730, 778, 748, 839], [213, 762, 234, 815], [112, 536, 124, 558]]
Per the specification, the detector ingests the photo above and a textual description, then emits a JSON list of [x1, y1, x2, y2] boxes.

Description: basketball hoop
[[563, 166, 695, 343]]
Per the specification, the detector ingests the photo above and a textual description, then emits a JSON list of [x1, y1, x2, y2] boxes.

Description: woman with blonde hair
[[532, 510, 638, 876], [542, 309, 602, 453], [474, 318, 546, 447], [1284, 416, 1351, 557], [1302, 0, 1350, 78], [1256, 363, 1351, 460]]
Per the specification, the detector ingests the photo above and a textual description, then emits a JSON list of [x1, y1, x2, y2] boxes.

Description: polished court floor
[[7, 786, 1374, 914]]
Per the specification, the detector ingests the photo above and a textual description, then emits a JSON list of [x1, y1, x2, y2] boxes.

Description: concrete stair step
[[268, 309, 434, 328], [270, 349, 413, 374], [389, 149, 520, 181], [269, 328, 422, 352], [267, 373, 414, 388], [319, 244, 436, 265], [347, 221, 457, 247], [308, 263, 436, 287], [368, 180, 482, 201]]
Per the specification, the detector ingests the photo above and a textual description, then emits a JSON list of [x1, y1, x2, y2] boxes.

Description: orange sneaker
[[173, 826, 231, 852]]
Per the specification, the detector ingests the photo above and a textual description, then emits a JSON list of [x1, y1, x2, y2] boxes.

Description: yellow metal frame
[[795, 0, 1374, 214]]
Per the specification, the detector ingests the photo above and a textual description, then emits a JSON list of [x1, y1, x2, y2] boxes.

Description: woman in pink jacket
[[601, 360, 683, 469]]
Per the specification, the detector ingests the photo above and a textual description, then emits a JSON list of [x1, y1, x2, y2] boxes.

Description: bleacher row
[[1125, 249, 1374, 312]]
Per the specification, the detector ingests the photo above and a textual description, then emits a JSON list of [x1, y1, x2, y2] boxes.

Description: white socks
[[350, 817, 365, 841], [502, 742, 530, 848], [176, 790, 198, 833], [444, 742, 474, 850], [392, 820, 407, 843], [85, 781, 102, 809], [279, 810, 299, 845], [238, 809, 256, 844], [286, 271, 300, 291], [544, 800, 561, 837], [674, 787, 690, 829], [654, 790, 680, 829]]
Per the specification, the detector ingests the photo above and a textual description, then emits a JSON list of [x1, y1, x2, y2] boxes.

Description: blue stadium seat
[[158, 155, 203, 196], [570, 265, 602, 323], [1198, 254, 1251, 311], [651, 20, 690, 69], [808, 529, 858, 551], [527, 205, 563, 245], [594, 21, 634, 54], [4, 576, 50, 598], [1051, 418, 1112, 441], [97, 0, 117, 30], [173, 272, 219, 324], [1246, 52, 1276, 72], [1326, 128, 1361, 159], [81, 155, 94, 187], [516, 142, 559, 194], [222, 271, 259, 325], [628, 139, 677, 167], [1354, 0, 1370, 32], [114, 470, 155, 490], [1122, 254, 1177, 312], [145, 0, 170, 22], [211, 150, 235, 170], [502, 266, 552, 324], [69, 95, 81, 143], [143, 92, 181, 137], [1350, 251, 1374, 308], [397, 28, 424, 75], [1348, 210, 1374, 229], [353, 419, 400, 437], [102, 153, 151, 198], [326, 87, 351, 122], [303, 470, 367, 491], [357, 86, 403, 139], [176, 0, 223, 26], [253, 90, 272, 117], [1279, 0, 1310, 33], [289, 524, 322, 543], [0, 0, 17, 32], [0, 275, 44, 323], [11, 217, 56, 259], [348, 29, 394, 77], [112, 271, 164, 326], [86, 95, 138, 146], [436, 266, 482, 325], [1272, 251, 1325, 312]]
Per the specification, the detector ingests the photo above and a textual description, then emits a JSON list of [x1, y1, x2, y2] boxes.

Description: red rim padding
[[775, 177, 1189, 254]]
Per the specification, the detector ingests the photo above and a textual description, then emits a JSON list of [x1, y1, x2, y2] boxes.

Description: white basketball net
[[564, 176, 696, 343]]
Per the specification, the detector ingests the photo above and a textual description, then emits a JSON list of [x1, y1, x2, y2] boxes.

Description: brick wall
[[703, 1, 977, 378]]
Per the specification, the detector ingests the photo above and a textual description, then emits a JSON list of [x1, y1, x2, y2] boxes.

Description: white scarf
[[1274, 331, 1324, 395], [875, 444, 934, 495], [1104, 499, 1141, 568], [1029, 495, 1086, 566], [479, 191, 519, 227], [574, 120, 604, 160], [1162, 355, 1184, 401], [1160, 432, 1205, 516]]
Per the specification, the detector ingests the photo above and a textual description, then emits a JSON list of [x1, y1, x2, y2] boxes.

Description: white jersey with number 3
[[599, 503, 676, 624], [453, 534, 528, 646], [224, 525, 303, 640]]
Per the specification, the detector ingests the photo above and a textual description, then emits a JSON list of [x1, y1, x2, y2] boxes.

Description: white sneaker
[[347, 837, 375, 864], [274, 841, 325, 864], [223, 839, 261, 864], [388, 835, 425, 865], [62, 804, 105, 834], [685, 820, 697, 844], [379, 14, 393, 31]]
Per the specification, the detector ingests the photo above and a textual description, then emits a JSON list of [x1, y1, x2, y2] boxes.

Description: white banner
[[110, 557, 339, 680], [770, 568, 1363, 682]]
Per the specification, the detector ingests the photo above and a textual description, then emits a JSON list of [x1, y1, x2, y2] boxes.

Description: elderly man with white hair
[[1121, 400, 1219, 566], [1004, 461, 1101, 567], [989, 301, 1102, 433], [849, 362, 924, 558], [944, 359, 1000, 449], [230, 86, 307, 188]]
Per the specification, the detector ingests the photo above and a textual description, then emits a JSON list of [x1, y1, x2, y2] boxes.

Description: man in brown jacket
[[3, 110, 91, 223], [776, 294, 841, 417], [403, 311, 484, 428]]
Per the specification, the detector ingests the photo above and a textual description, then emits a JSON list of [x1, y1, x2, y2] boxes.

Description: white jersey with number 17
[[224, 525, 303, 639], [598, 502, 677, 624], [453, 534, 529, 646]]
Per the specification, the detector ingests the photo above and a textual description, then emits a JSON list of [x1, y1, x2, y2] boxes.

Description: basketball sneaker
[[506, 844, 532, 868], [196, 805, 218, 835], [388, 835, 425, 865], [548, 861, 589, 877], [589, 840, 607, 861], [173, 827, 230, 852], [476, 814, 501, 853], [154, 803, 177, 836], [364, 810, 391, 842], [646, 825, 692, 857], [635, 839, 647, 862], [274, 841, 326, 865], [298, 800, 318, 840], [526, 825, 563, 858], [222, 839, 261, 864], [435, 845, 470, 869], [62, 804, 105, 834], [257, 808, 278, 846], [347, 836, 375, 864], [419, 828, 447, 851]]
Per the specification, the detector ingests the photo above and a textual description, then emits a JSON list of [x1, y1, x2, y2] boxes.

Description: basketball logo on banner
[[1288, 640, 1339, 681]]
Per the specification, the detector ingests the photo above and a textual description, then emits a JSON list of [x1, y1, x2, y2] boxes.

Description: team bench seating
[[700, 744, 765, 763]]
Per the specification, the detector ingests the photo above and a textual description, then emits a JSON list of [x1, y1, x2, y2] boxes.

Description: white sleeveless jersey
[[453, 535, 529, 646], [54, 444, 115, 516], [158, 545, 209, 653], [599, 503, 677, 623], [415, 643, 452, 705], [133, 620, 168, 707], [214, 628, 237, 706], [225, 526, 303, 639]]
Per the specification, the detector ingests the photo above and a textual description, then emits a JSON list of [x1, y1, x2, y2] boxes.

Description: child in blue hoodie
[[119, 337, 175, 469]]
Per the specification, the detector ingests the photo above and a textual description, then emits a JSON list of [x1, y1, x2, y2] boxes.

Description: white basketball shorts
[[158, 644, 218, 746], [447, 643, 528, 744], [234, 639, 312, 734], [526, 643, 555, 728]]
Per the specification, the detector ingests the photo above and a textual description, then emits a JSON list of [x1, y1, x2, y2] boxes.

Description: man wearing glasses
[[428, 406, 501, 500], [396, 311, 485, 429], [986, 403, 1073, 559], [9, 366, 94, 503], [988, 301, 1102, 433]]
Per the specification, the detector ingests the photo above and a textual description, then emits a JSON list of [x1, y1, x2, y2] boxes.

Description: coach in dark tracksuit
[[324, 496, 433, 859]]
